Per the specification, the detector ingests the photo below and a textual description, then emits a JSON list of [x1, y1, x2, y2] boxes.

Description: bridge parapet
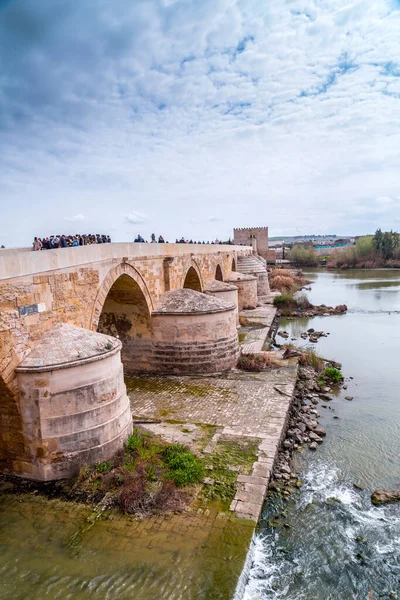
[[0, 243, 251, 281]]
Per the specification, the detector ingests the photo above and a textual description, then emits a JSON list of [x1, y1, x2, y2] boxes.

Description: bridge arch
[[182, 261, 203, 292], [215, 264, 223, 281], [90, 262, 154, 332], [91, 263, 154, 372]]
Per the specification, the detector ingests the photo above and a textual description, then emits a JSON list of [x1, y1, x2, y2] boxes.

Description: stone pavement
[[127, 363, 297, 522]]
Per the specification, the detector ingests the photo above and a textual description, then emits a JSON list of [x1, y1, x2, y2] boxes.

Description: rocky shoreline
[[269, 359, 341, 496], [279, 303, 348, 319]]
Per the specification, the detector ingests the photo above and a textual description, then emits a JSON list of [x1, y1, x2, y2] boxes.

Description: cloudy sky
[[1, 0, 400, 246]]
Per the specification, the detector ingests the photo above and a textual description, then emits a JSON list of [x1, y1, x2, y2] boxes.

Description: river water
[[241, 269, 400, 600]]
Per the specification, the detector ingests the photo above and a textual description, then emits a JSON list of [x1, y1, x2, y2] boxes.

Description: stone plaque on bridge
[[18, 302, 46, 317]]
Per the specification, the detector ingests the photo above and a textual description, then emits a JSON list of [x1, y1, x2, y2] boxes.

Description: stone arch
[[90, 262, 153, 332], [215, 264, 223, 281], [182, 262, 203, 292], [93, 265, 154, 373], [231, 257, 237, 272]]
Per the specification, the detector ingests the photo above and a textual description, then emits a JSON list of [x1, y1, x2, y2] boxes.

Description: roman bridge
[[0, 243, 270, 480]]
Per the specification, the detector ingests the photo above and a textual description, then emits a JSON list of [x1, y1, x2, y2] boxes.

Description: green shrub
[[273, 291, 311, 311], [94, 460, 111, 473], [162, 445, 204, 486], [323, 367, 343, 383], [273, 293, 294, 307], [289, 245, 319, 266], [126, 431, 143, 452]]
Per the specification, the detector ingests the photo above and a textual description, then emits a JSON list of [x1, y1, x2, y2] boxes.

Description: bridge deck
[[0, 243, 249, 281]]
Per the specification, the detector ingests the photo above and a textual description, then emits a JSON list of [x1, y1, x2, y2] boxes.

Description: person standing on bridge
[[32, 237, 42, 251]]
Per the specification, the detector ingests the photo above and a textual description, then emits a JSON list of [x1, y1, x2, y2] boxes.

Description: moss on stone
[[126, 375, 236, 401], [200, 435, 259, 507]]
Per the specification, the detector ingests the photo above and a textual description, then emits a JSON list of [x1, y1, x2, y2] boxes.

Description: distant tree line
[[328, 229, 400, 269]]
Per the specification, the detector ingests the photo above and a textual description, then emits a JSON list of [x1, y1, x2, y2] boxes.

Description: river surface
[[241, 269, 400, 600]]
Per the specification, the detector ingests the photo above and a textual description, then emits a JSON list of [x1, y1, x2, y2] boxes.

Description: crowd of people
[[32, 233, 234, 251], [134, 234, 232, 245], [32, 234, 111, 250]]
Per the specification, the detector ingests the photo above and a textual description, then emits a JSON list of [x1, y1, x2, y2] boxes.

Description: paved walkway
[[128, 364, 297, 521]]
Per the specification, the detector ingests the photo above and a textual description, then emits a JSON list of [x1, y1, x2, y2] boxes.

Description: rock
[[333, 416, 339, 419], [278, 331, 289, 338], [280, 464, 291, 474], [326, 497, 342, 505], [283, 440, 292, 449], [309, 442, 317, 450], [334, 304, 347, 313], [307, 328, 315, 333], [345, 396, 353, 401], [314, 427, 326, 437], [343, 385, 348, 390], [203, 477, 214, 485], [311, 398, 319, 405], [309, 432, 323, 443], [371, 488, 400, 505], [297, 422, 306, 433], [300, 333, 308, 339], [353, 483, 364, 491], [306, 419, 318, 430], [281, 473, 290, 481], [274, 473, 282, 480]]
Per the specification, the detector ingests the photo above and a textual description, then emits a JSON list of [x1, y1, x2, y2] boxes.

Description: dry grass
[[270, 268, 293, 278], [298, 348, 324, 372], [237, 352, 280, 372], [269, 275, 295, 292]]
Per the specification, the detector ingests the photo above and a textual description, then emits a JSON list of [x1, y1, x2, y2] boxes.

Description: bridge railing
[[0, 243, 252, 280]]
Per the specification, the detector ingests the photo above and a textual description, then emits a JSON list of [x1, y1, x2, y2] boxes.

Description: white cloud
[[64, 214, 85, 222], [1, 0, 400, 246], [125, 211, 148, 225], [376, 196, 393, 205]]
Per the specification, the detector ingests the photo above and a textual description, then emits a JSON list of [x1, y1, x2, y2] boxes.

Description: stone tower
[[233, 227, 269, 259]]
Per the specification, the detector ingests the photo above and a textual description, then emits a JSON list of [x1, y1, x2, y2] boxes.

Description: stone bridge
[[0, 243, 270, 480]]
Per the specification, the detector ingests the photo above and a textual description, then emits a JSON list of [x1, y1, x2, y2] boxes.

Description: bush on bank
[[289, 245, 319, 266], [273, 291, 312, 314], [72, 429, 204, 516], [269, 268, 312, 295]]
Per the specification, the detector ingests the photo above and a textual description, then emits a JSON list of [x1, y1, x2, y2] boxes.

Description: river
[[240, 269, 400, 600]]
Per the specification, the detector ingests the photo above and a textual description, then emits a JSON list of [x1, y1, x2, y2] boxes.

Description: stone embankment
[[269, 360, 342, 492]]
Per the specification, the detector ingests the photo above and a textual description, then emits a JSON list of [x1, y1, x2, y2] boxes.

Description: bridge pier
[[15, 323, 132, 480]]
